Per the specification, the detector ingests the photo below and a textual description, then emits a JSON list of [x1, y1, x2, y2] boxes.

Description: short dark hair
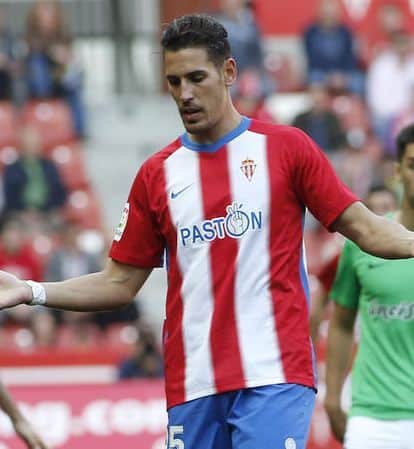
[[396, 123, 414, 161], [161, 14, 231, 67]]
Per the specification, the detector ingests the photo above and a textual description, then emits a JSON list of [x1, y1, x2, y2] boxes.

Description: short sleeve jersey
[[110, 117, 358, 409], [331, 238, 414, 420]]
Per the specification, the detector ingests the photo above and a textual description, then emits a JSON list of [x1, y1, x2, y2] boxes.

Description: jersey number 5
[[168, 425, 184, 449]]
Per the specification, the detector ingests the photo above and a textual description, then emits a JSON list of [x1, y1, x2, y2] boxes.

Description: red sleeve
[[292, 128, 359, 230], [109, 164, 164, 268], [317, 254, 340, 293]]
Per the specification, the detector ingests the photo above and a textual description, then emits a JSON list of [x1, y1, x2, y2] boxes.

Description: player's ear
[[223, 58, 237, 87]]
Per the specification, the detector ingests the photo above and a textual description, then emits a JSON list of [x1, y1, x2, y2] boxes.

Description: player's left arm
[[332, 201, 414, 258]]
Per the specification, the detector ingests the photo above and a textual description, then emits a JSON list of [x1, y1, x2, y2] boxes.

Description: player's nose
[[179, 80, 194, 102]]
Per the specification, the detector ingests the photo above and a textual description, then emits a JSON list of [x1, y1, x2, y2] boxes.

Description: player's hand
[[0, 270, 32, 310], [324, 400, 347, 442], [14, 419, 48, 449]]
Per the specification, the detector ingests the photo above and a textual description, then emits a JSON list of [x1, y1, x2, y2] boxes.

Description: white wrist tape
[[26, 280, 47, 306]]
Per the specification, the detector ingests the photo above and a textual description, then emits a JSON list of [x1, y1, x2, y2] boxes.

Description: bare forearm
[[43, 271, 133, 311], [26, 260, 152, 312], [354, 216, 414, 259], [325, 317, 354, 404], [0, 383, 24, 424], [334, 202, 414, 259]]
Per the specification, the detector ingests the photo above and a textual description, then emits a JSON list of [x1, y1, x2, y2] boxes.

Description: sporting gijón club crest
[[240, 157, 257, 182]]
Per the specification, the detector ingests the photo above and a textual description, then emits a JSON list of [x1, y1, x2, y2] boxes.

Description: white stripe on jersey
[[228, 131, 286, 385], [164, 147, 216, 400]]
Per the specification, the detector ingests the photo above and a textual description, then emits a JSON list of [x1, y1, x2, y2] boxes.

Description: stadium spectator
[[2, 14, 414, 449], [24, 0, 86, 137], [325, 124, 414, 446], [360, 1, 406, 66], [0, 214, 42, 325], [0, 215, 42, 283], [45, 221, 100, 283], [118, 320, 163, 379], [29, 308, 58, 347], [216, 0, 273, 96], [334, 140, 376, 199], [388, 84, 414, 156], [366, 29, 414, 149], [45, 220, 100, 336], [0, 380, 47, 449], [0, 7, 22, 101], [3, 125, 67, 213], [303, 0, 364, 96], [292, 83, 346, 154], [233, 68, 275, 122]]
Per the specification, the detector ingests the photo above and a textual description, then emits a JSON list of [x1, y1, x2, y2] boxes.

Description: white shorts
[[345, 416, 414, 449]]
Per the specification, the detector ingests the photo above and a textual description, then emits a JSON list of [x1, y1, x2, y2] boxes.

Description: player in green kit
[[325, 123, 414, 449]]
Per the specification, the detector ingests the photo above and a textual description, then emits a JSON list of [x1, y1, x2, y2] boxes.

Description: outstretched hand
[[14, 419, 48, 449], [0, 270, 32, 310]]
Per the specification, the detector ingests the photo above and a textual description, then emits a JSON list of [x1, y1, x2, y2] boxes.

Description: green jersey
[[330, 239, 414, 420]]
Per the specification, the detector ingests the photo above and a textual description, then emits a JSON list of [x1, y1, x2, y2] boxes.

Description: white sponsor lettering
[[0, 398, 167, 446]]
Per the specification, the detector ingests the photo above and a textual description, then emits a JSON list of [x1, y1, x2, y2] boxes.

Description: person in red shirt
[[0, 214, 42, 324]]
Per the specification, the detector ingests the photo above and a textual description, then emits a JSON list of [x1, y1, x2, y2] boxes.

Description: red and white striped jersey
[[110, 118, 358, 409]]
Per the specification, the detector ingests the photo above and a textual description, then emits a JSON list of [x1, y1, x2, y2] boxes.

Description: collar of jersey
[[180, 116, 251, 152]]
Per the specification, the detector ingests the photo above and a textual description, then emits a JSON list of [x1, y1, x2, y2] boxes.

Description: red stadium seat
[[50, 143, 90, 190], [21, 100, 75, 151], [64, 189, 103, 229], [0, 101, 18, 148]]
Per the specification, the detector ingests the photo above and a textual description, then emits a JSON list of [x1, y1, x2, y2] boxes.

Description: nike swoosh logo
[[171, 184, 192, 199], [368, 261, 387, 269]]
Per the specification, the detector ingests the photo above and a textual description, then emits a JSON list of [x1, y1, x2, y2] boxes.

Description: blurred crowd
[[0, 0, 162, 380], [1, 0, 413, 379]]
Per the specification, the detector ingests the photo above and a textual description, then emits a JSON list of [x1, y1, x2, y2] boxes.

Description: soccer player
[[0, 380, 47, 449], [310, 184, 398, 343], [0, 14, 414, 449], [325, 124, 414, 448]]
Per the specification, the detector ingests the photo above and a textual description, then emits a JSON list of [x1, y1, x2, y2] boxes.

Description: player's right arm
[[0, 259, 152, 311]]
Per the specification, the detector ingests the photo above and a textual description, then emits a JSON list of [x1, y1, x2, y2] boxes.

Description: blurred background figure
[[0, 214, 42, 325], [303, 0, 364, 96], [367, 30, 414, 151], [0, 6, 22, 101], [216, 0, 274, 96], [233, 68, 275, 121], [0, 214, 42, 284], [24, 0, 86, 137], [3, 125, 67, 214], [118, 319, 163, 380], [29, 308, 57, 347], [45, 220, 100, 283], [292, 83, 345, 154], [361, 1, 406, 66]]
